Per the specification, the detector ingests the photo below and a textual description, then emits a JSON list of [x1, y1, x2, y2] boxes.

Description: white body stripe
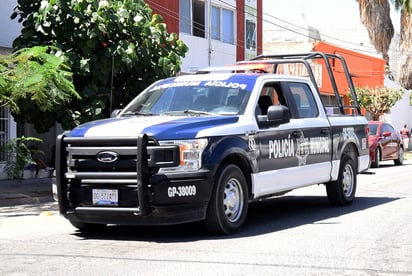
[[83, 116, 180, 137], [251, 161, 332, 199], [253, 155, 370, 200], [358, 154, 370, 172], [330, 160, 340, 180]]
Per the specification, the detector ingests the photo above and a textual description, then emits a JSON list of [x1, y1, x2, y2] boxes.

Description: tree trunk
[[398, 11, 412, 89], [371, 113, 381, 121], [357, 0, 394, 66]]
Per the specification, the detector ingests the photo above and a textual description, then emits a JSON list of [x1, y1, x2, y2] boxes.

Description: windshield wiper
[[121, 111, 155, 116], [164, 110, 216, 116]]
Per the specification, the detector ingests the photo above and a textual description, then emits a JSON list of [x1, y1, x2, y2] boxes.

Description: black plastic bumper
[[55, 133, 214, 226]]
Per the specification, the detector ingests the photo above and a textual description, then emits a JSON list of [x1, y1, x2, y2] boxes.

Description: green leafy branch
[[0, 46, 80, 114], [350, 86, 404, 120]]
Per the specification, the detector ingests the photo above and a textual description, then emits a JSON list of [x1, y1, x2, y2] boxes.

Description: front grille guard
[[55, 133, 180, 216]]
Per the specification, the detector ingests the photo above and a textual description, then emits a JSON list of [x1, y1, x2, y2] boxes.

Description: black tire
[[394, 146, 404, 165], [371, 148, 381, 168], [70, 220, 106, 232], [204, 164, 249, 235], [326, 154, 357, 206]]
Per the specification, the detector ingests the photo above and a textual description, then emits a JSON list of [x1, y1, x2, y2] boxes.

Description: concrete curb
[[0, 177, 53, 207], [0, 194, 54, 207]]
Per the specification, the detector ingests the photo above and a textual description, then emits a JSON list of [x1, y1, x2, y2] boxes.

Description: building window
[[211, 6, 221, 40], [211, 6, 235, 45], [222, 8, 234, 44], [179, 0, 191, 34], [192, 0, 205, 37], [180, 0, 205, 38], [0, 107, 10, 161], [180, 0, 235, 44]]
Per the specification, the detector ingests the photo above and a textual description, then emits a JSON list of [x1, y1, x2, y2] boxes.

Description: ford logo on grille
[[97, 151, 119, 163]]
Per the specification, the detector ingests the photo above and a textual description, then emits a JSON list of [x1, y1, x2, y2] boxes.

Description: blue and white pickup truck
[[53, 53, 370, 234]]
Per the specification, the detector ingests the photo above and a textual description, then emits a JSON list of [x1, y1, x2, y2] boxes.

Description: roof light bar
[[192, 63, 273, 74]]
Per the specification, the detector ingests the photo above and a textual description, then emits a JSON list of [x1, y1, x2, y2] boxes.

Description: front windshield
[[121, 77, 252, 116]]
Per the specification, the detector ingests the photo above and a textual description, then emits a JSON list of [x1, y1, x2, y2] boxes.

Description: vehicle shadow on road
[[72, 195, 400, 242], [369, 162, 412, 171], [240, 195, 398, 236]]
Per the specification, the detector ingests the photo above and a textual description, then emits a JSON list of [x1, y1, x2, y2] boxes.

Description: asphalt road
[[0, 159, 411, 275]]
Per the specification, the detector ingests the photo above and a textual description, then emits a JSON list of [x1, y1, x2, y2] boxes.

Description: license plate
[[92, 189, 118, 206]]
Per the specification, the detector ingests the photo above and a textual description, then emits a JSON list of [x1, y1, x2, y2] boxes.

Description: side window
[[288, 82, 318, 118], [381, 124, 387, 133], [256, 82, 286, 116], [382, 124, 394, 134]]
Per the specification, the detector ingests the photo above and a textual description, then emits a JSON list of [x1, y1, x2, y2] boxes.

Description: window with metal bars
[[0, 107, 10, 161]]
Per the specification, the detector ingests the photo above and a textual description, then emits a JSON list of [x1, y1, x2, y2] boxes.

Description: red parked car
[[368, 121, 404, 168]]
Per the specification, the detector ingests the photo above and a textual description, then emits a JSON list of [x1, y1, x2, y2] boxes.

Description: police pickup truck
[[53, 52, 369, 234]]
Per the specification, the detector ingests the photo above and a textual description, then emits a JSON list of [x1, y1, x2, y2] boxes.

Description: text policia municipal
[[269, 136, 331, 159]]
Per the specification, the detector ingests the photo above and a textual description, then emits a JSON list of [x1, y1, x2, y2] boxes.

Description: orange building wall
[[313, 41, 385, 96]]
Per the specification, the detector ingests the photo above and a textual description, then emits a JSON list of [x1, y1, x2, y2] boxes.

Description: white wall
[[384, 78, 412, 132], [0, 0, 21, 47], [179, 33, 236, 73]]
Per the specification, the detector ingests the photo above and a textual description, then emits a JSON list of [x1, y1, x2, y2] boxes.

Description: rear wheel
[[204, 164, 249, 235], [394, 146, 404, 165], [326, 154, 356, 206]]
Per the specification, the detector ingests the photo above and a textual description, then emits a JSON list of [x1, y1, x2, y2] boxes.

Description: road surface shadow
[[73, 195, 400, 242], [368, 161, 411, 171]]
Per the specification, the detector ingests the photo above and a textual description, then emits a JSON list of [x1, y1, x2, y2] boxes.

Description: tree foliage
[[353, 86, 404, 120], [394, 0, 412, 12], [12, 0, 188, 128], [0, 46, 80, 132]]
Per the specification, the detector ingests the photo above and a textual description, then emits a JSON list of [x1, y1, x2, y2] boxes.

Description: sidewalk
[[0, 177, 53, 207]]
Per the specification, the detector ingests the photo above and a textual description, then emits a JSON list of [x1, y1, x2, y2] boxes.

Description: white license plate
[[92, 189, 118, 206]]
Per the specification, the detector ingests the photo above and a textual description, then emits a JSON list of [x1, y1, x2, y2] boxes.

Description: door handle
[[321, 128, 330, 135], [291, 131, 301, 138]]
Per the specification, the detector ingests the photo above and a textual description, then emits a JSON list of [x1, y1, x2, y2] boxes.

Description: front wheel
[[326, 154, 357, 206], [204, 164, 249, 234]]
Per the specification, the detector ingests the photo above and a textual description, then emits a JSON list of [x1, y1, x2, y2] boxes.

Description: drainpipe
[[207, 0, 212, 66]]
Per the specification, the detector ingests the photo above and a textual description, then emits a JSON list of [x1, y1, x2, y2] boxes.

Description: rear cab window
[[288, 82, 319, 118]]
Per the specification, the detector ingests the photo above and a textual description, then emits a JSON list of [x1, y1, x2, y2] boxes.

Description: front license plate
[[92, 189, 118, 206]]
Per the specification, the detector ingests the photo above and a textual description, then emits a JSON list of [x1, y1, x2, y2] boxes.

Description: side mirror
[[111, 109, 122, 118], [382, 131, 391, 137], [257, 105, 290, 128]]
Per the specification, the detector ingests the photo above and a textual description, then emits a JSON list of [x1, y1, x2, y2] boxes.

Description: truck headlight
[[158, 139, 208, 172]]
